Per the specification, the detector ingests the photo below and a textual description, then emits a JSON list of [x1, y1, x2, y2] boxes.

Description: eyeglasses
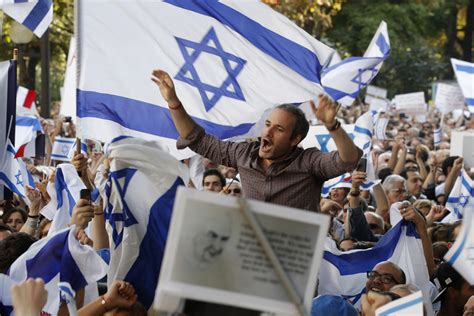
[[366, 271, 399, 284], [406, 166, 419, 172], [390, 188, 407, 194]]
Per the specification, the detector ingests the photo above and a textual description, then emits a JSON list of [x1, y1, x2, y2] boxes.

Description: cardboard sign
[[450, 131, 474, 169], [394, 92, 426, 114], [435, 83, 465, 114], [154, 187, 330, 315], [366, 85, 387, 99]]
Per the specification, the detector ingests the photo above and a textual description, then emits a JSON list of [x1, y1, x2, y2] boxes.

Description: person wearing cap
[[433, 262, 474, 316]]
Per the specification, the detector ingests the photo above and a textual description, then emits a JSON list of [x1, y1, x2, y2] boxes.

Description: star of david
[[174, 27, 247, 112], [459, 194, 470, 208], [106, 168, 139, 248], [61, 145, 69, 155], [351, 67, 379, 91], [15, 171, 23, 186], [316, 133, 355, 152]]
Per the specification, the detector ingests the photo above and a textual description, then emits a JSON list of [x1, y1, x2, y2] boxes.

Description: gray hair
[[382, 174, 406, 191], [364, 211, 385, 230]]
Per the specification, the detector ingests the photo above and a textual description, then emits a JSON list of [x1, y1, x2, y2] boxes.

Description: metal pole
[[40, 29, 50, 118]]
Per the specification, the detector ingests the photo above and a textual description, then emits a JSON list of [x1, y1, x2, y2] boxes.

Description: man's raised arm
[[151, 69, 196, 138]]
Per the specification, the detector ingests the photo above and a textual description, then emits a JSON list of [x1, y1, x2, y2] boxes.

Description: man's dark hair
[[442, 156, 459, 176], [0, 233, 37, 273], [378, 167, 393, 183], [0, 224, 13, 233], [202, 168, 226, 187], [275, 104, 309, 141], [399, 268, 407, 284], [1, 207, 27, 224]]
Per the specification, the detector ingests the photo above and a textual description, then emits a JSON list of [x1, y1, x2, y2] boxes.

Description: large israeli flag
[[77, 0, 334, 159], [321, 21, 390, 106], [6, 227, 108, 316], [442, 169, 474, 223], [318, 220, 432, 308], [101, 136, 188, 308], [46, 164, 86, 236], [451, 58, 474, 113], [0, 0, 52, 37], [444, 203, 474, 285]]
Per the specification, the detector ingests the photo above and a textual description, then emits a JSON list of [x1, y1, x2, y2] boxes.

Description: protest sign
[[155, 187, 330, 315], [434, 83, 465, 114], [450, 131, 474, 169], [394, 92, 426, 114], [300, 124, 355, 151], [375, 117, 389, 140], [366, 85, 387, 99]]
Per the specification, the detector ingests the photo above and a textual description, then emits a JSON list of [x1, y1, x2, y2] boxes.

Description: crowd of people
[[0, 70, 473, 316]]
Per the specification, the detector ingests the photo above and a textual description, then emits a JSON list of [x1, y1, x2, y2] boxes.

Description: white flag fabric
[[47, 164, 86, 236], [375, 291, 423, 316], [1, 0, 51, 37], [0, 140, 26, 198], [451, 58, 474, 113], [102, 136, 188, 308], [321, 21, 390, 106], [61, 37, 77, 119], [7, 227, 108, 316], [77, 0, 334, 159], [444, 204, 474, 285], [16, 86, 37, 116], [14, 115, 42, 157], [318, 220, 432, 308], [51, 137, 87, 162], [443, 169, 474, 223]]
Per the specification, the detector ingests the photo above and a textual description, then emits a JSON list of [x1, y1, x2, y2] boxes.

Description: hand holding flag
[[310, 95, 341, 128]]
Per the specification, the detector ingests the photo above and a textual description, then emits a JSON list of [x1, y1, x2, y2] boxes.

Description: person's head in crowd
[[377, 167, 393, 183], [432, 241, 449, 275], [364, 211, 385, 235], [404, 159, 419, 172], [329, 187, 349, 207], [222, 180, 242, 197], [218, 165, 237, 179], [0, 233, 37, 273], [382, 175, 407, 205], [202, 168, 226, 193], [2, 207, 27, 232], [377, 152, 391, 171], [259, 103, 309, 161], [397, 128, 407, 138], [442, 156, 460, 177], [400, 170, 423, 199], [338, 237, 358, 252], [430, 224, 455, 244], [311, 294, 358, 316], [0, 223, 13, 241], [366, 261, 406, 293], [390, 283, 420, 297], [320, 198, 342, 218], [405, 148, 416, 162], [434, 262, 474, 316], [435, 149, 450, 165], [38, 218, 52, 239], [451, 220, 463, 240], [413, 199, 435, 217]]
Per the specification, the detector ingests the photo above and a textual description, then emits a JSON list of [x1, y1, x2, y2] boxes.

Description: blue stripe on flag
[[354, 125, 373, 138], [376, 33, 390, 56], [16, 116, 42, 131], [77, 90, 254, 139], [466, 98, 474, 106], [378, 297, 423, 316], [163, 0, 324, 83], [6, 144, 16, 155], [55, 168, 77, 215], [447, 222, 469, 265], [55, 139, 75, 144], [323, 221, 419, 275], [60, 235, 88, 290], [455, 64, 474, 74], [124, 177, 184, 309], [0, 172, 24, 197], [22, 0, 51, 31]]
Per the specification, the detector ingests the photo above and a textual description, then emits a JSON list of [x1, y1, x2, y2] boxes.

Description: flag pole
[[238, 198, 309, 316]]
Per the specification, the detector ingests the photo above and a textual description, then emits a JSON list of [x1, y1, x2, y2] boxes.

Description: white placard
[[375, 118, 388, 140], [366, 85, 387, 99], [155, 187, 330, 315], [394, 92, 426, 114], [367, 96, 389, 112], [435, 83, 465, 114], [450, 131, 474, 169], [375, 291, 423, 316], [300, 124, 355, 151]]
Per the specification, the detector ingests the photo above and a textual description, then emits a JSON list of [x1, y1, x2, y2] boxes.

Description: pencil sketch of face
[[192, 215, 231, 263]]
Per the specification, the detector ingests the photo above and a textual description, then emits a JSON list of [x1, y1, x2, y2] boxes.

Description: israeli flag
[[51, 137, 87, 162], [15, 115, 43, 158], [375, 291, 423, 316], [442, 169, 474, 223], [321, 21, 390, 106], [77, 0, 334, 159], [7, 227, 108, 315], [451, 58, 474, 113], [47, 164, 86, 235], [0, 140, 26, 198], [444, 203, 474, 285], [0, 0, 51, 37], [433, 127, 442, 146], [318, 220, 432, 308], [101, 136, 188, 308], [321, 173, 352, 197]]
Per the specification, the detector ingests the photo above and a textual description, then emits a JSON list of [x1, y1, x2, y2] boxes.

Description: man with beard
[[152, 70, 362, 213]]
